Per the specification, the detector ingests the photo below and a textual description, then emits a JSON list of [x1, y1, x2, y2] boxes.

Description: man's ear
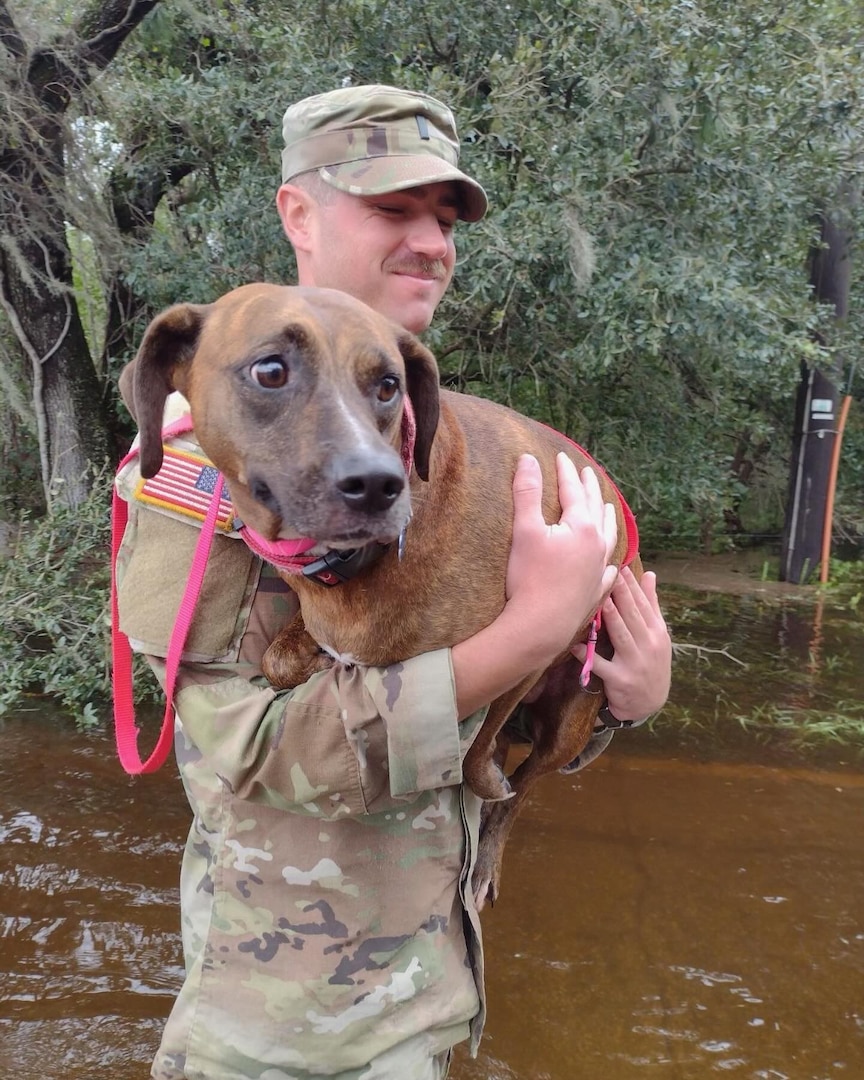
[[398, 333, 440, 482], [276, 184, 316, 253], [128, 303, 208, 478]]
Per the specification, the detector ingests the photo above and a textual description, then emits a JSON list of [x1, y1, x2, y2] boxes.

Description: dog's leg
[[472, 656, 600, 908], [462, 677, 541, 801], [473, 788, 530, 911], [262, 611, 334, 689]]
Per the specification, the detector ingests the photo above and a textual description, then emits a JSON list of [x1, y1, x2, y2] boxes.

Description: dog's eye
[[251, 356, 289, 389], [377, 375, 400, 403]]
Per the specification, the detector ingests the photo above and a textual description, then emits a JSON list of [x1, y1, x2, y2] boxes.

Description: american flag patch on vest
[[134, 446, 235, 531]]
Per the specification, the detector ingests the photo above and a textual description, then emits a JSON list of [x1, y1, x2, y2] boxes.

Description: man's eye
[[250, 356, 289, 389], [377, 375, 400, 402]]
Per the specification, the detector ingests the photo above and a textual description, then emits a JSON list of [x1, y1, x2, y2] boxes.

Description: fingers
[[561, 457, 619, 595], [600, 587, 636, 653], [610, 568, 667, 631], [572, 567, 672, 722], [571, 645, 613, 678], [573, 568, 665, 663], [602, 569, 643, 640], [557, 456, 601, 528], [558, 457, 618, 540], [515, 455, 618, 545], [511, 452, 543, 501], [505, 453, 620, 650], [638, 571, 666, 622], [510, 454, 544, 537], [558, 453, 598, 520], [571, 460, 617, 559], [559, 456, 618, 594]]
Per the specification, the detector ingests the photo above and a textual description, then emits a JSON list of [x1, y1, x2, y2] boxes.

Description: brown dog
[[122, 283, 640, 906]]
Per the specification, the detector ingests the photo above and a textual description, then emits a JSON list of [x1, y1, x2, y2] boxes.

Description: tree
[[0, 0, 161, 509], [2, 0, 862, 717], [1, 0, 862, 546]]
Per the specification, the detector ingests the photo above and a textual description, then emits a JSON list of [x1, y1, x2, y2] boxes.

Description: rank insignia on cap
[[134, 446, 235, 531]]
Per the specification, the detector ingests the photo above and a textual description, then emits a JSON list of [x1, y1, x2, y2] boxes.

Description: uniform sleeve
[[153, 648, 485, 812]]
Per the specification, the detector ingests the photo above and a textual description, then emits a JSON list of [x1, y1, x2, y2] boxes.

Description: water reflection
[[0, 713, 186, 1077], [454, 749, 864, 1079], [1, 586, 862, 1079]]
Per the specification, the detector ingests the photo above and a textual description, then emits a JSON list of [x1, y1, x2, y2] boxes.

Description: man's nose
[[405, 214, 450, 259]]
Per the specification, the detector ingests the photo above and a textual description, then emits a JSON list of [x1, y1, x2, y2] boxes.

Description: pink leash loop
[[578, 610, 602, 688], [541, 427, 638, 690], [111, 423, 223, 775]]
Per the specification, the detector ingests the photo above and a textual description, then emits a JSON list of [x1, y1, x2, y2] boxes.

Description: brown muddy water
[[1, 576, 863, 1079]]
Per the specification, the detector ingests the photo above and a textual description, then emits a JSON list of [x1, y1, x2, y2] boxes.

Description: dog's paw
[[262, 628, 333, 689], [465, 760, 515, 803], [472, 875, 493, 912], [471, 853, 502, 912]]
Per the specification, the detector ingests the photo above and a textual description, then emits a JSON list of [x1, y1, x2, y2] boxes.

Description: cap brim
[[320, 156, 488, 222]]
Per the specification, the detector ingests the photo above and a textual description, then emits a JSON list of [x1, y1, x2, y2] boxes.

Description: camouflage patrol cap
[[281, 85, 488, 222]]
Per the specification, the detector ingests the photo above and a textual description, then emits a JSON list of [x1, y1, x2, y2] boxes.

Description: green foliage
[[2, 0, 859, 541], [820, 557, 864, 612], [660, 698, 864, 751], [67, 225, 108, 366], [823, 558, 864, 587], [76, 0, 863, 547], [732, 701, 864, 750], [4, 0, 864, 714], [834, 384, 864, 542], [0, 470, 158, 723]]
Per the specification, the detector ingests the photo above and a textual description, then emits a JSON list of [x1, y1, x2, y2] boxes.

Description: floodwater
[[1, 579, 862, 1080]]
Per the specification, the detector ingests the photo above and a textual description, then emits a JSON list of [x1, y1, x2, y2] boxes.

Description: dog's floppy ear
[[398, 333, 440, 482], [127, 303, 208, 478]]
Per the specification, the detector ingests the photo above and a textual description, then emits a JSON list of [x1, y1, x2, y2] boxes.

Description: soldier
[[115, 85, 671, 1080]]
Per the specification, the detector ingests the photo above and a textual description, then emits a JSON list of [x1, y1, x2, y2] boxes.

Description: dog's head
[[121, 283, 441, 546]]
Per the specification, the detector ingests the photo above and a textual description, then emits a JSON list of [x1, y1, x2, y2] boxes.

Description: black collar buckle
[[302, 543, 389, 587]]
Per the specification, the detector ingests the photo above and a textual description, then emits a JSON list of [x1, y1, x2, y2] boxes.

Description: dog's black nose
[[334, 455, 405, 513]]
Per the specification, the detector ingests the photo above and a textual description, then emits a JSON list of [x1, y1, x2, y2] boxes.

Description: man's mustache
[[385, 257, 447, 280]]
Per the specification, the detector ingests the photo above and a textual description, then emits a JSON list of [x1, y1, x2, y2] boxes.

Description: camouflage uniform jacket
[[115, 413, 487, 1079]]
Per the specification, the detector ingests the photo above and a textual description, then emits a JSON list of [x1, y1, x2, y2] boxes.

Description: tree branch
[[28, 0, 162, 108], [0, 0, 26, 60], [0, 261, 53, 502], [606, 163, 694, 191], [672, 642, 747, 667], [76, 0, 162, 71]]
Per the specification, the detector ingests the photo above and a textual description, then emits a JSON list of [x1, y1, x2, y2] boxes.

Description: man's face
[[297, 182, 460, 334]]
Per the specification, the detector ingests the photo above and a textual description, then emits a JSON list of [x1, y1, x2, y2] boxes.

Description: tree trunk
[[0, 0, 162, 509], [0, 232, 111, 506]]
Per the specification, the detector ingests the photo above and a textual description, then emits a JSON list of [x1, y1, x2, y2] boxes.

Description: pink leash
[[111, 418, 320, 774], [111, 417, 228, 774]]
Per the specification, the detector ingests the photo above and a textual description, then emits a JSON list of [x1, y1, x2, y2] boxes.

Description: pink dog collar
[[235, 525, 319, 570]]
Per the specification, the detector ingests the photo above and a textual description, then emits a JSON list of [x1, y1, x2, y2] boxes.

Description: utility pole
[[780, 204, 853, 583]]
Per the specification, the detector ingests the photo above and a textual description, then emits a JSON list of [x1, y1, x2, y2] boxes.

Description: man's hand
[[504, 454, 618, 657], [572, 566, 671, 722], [452, 453, 618, 719]]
